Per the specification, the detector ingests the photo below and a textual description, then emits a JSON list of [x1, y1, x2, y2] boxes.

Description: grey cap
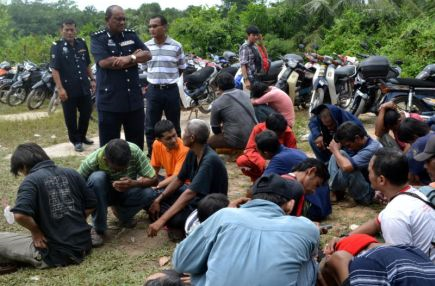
[[414, 134, 435, 162]]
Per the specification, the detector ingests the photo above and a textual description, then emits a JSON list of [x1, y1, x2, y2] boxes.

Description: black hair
[[154, 120, 175, 138], [265, 113, 287, 135], [61, 19, 76, 28], [246, 25, 260, 35], [150, 15, 168, 26], [250, 81, 269, 99], [383, 109, 401, 130], [105, 5, 122, 21], [292, 158, 330, 183], [144, 270, 183, 286], [215, 72, 235, 91], [10, 143, 50, 176], [252, 192, 287, 206], [372, 148, 409, 186], [255, 130, 280, 155], [397, 118, 430, 143], [334, 121, 366, 143], [104, 139, 131, 167], [197, 193, 229, 223]]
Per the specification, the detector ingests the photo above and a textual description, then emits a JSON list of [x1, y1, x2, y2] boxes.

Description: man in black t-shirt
[[147, 119, 228, 237], [0, 143, 96, 268]]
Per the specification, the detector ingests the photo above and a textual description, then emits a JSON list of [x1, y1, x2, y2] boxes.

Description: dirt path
[[0, 111, 49, 121]]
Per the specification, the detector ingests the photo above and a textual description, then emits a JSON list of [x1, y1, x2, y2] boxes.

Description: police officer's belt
[[150, 83, 178, 90]]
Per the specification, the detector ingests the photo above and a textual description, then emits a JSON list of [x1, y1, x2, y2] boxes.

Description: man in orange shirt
[[236, 113, 297, 182], [151, 120, 189, 189]]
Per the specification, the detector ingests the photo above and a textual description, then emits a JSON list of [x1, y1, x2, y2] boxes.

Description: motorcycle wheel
[[0, 84, 10, 104], [197, 88, 217, 114], [6, 87, 27, 106], [308, 87, 325, 115], [391, 95, 428, 113], [348, 96, 367, 117], [47, 90, 59, 115], [27, 88, 46, 110]]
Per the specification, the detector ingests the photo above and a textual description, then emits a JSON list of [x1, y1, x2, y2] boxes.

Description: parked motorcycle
[[0, 63, 21, 104], [27, 68, 55, 110], [6, 61, 43, 106]]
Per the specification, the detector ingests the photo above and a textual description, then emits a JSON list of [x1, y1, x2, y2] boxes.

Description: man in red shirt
[[236, 113, 297, 181]]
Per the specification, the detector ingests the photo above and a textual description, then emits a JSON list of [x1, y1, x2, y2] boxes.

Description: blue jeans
[[328, 151, 373, 205], [308, 133, 332, 163], [87, 171, 157, 234]]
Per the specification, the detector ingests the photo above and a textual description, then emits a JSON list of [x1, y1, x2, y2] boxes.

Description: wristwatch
[[130, 54, 137, 63]]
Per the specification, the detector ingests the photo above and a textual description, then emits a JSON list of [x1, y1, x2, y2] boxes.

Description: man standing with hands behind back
[[145, 15, 186, 157], [50, 19, 95, 153], [91, 5, 151, 149]]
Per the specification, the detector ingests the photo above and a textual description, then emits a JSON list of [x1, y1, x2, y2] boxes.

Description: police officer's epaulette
[[77, 37, 86, 42], [52, 39, 62, 46], [124, 28, 135, 33], [91, 30, 106, 37]]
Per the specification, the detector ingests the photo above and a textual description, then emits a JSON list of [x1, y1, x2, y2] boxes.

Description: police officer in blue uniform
[[91, 5, 151, 150], [51, 19, 95, 152]]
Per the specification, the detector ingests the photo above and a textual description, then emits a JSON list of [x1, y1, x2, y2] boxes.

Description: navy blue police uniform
[[90, 28, 148, 149], [50, 38, 92, 146]]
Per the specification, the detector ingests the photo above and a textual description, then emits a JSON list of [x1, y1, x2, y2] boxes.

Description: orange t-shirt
[[150, 137, 189, 177]]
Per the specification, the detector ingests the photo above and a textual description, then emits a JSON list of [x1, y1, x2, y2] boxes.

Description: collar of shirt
[[148, 36, 172, 46], [105, 29, 125, 39], [29, 160, 56, 174], [240, 199, 286, 217]]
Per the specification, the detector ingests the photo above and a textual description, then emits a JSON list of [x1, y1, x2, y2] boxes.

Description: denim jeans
[[87, 171, 158, 234], [328, 150, 373, 205], [308, 133, 332, 163], [0, 232, 48, 268]]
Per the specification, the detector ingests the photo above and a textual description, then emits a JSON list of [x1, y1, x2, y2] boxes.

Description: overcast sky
[[75, 0, 222, 11]]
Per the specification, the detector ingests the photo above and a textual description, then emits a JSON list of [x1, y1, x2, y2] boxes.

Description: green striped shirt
[[78, 142, 155, 181]]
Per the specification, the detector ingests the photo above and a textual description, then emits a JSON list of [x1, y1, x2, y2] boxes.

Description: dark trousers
[[98, 108, 144, 149], [61, 94, 92, 144], [160, 185, 195, 230], [145, 85, 181, 155]]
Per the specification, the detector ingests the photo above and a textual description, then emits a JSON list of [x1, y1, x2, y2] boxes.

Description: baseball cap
[[252, 173, 303, 200], [414, 134, 435, 162]]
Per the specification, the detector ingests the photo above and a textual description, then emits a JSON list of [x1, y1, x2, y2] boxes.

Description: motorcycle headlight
[[288, 60, 297, 69]]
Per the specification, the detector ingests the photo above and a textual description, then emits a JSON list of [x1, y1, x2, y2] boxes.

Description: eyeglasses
[[148, 24, 162, 29], [113, 17, 126, 22]]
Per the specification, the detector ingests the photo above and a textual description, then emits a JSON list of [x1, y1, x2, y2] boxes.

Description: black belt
[[150, 83, 178, 90]]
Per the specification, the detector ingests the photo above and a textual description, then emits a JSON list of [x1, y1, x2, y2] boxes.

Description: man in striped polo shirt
[[145, 15, 186, 156]]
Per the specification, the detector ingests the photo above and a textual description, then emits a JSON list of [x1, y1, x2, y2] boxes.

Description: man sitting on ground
[[236, 113, 297, 182], [208, 72, 256, 150], [325, 148, 435, 262], [151, 120, 189, 189], [328, 121, 382, 205], [0, 143, 96, 269], [413, 134, 435, 204], [172, 173, 319, 286], [147, 119, 228, 238], [309, 104, 365, 163], [79, 139, 158, 246]]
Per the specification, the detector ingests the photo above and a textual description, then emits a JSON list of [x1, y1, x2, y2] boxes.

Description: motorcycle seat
[[185, 66, 214, 90], [388, 78, 435, 88], [335, 65, 356, 78], [283, 54, 304, 63], [262, 60, 283, 81], [220, 66, 238, 76]]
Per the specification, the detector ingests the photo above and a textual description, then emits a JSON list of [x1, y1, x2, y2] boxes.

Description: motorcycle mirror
[[298, 44, 305, 50], [360, 41, 369, 50]]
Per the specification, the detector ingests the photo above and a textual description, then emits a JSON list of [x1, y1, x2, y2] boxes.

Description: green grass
[[0, 104, 381, 284]]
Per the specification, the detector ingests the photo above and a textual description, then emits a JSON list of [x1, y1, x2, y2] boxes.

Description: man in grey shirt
[[208, 72, 256, 149]]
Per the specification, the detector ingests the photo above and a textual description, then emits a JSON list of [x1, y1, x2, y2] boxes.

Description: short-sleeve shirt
[[264, 145, 308, 176], [239, 41, 261, 78], [377, 186, 435, 262], [151, 137, 189, 177], [145, 36, 186, 84], [78, 141, 155, 181], [177, 145, 228, 202], [347, 137, 382, 179], [407, 132, 433, 184], [90, 29, 148, 112], [50, 38, 91, 96], [11, 160, 97, 266], [210, 89, 256, 149]]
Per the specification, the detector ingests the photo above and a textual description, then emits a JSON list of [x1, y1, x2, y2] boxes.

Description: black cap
[[252, 173, 304, 200], [414, 134, 435, 162]]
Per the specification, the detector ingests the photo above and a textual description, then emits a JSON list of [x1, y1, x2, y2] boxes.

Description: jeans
[[0, 232, 48, 268], [145, 85, 181, 155], [328, 150, 373, 205], [308, 133, 332, 163], [87, 171, 157, 234]]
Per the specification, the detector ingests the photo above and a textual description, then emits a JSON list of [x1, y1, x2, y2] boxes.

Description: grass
[[0, 105, 380, 285]]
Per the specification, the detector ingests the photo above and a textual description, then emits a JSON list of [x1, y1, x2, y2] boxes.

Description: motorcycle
[[0, 63, 20, 104], [26, 68, 55, 110], [6, 61, 43, 106]]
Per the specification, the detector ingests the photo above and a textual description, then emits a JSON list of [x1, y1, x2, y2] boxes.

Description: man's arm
[[98, 49, 151, 70], [51, 68, 68, 102], [375, 102, 395, 137], [328, 140, 354, 172], [147, 176, 184, 221], [14, 213, 47, 249], [349, 217, 380, 236]]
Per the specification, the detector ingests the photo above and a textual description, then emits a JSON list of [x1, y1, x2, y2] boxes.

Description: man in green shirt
[[79, 139, 157, 245]]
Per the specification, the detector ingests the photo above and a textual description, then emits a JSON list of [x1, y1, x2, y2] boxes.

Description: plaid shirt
[[239, 41, 258, 77], [78, 142, 155, 181]]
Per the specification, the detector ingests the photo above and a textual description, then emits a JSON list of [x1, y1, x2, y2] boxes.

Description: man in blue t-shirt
[[328, 121, 382, 205]]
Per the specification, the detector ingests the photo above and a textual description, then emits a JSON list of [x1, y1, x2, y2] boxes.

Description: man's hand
[[148, 200, 161, 221], [327, 139, 341, 153], [58, 87, 68, 102], [147, 219, 165, 237], [112, 56, 131, 68], [379, 101, 396, 111], [112, 177, 134, 192], [90, 80, 96, 93], [323, 236, 341, 256], [228, 197, 250, 208], [314, 136, 325, 150], [244, 79, 251, 90], [31, 230, 48, 249]]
